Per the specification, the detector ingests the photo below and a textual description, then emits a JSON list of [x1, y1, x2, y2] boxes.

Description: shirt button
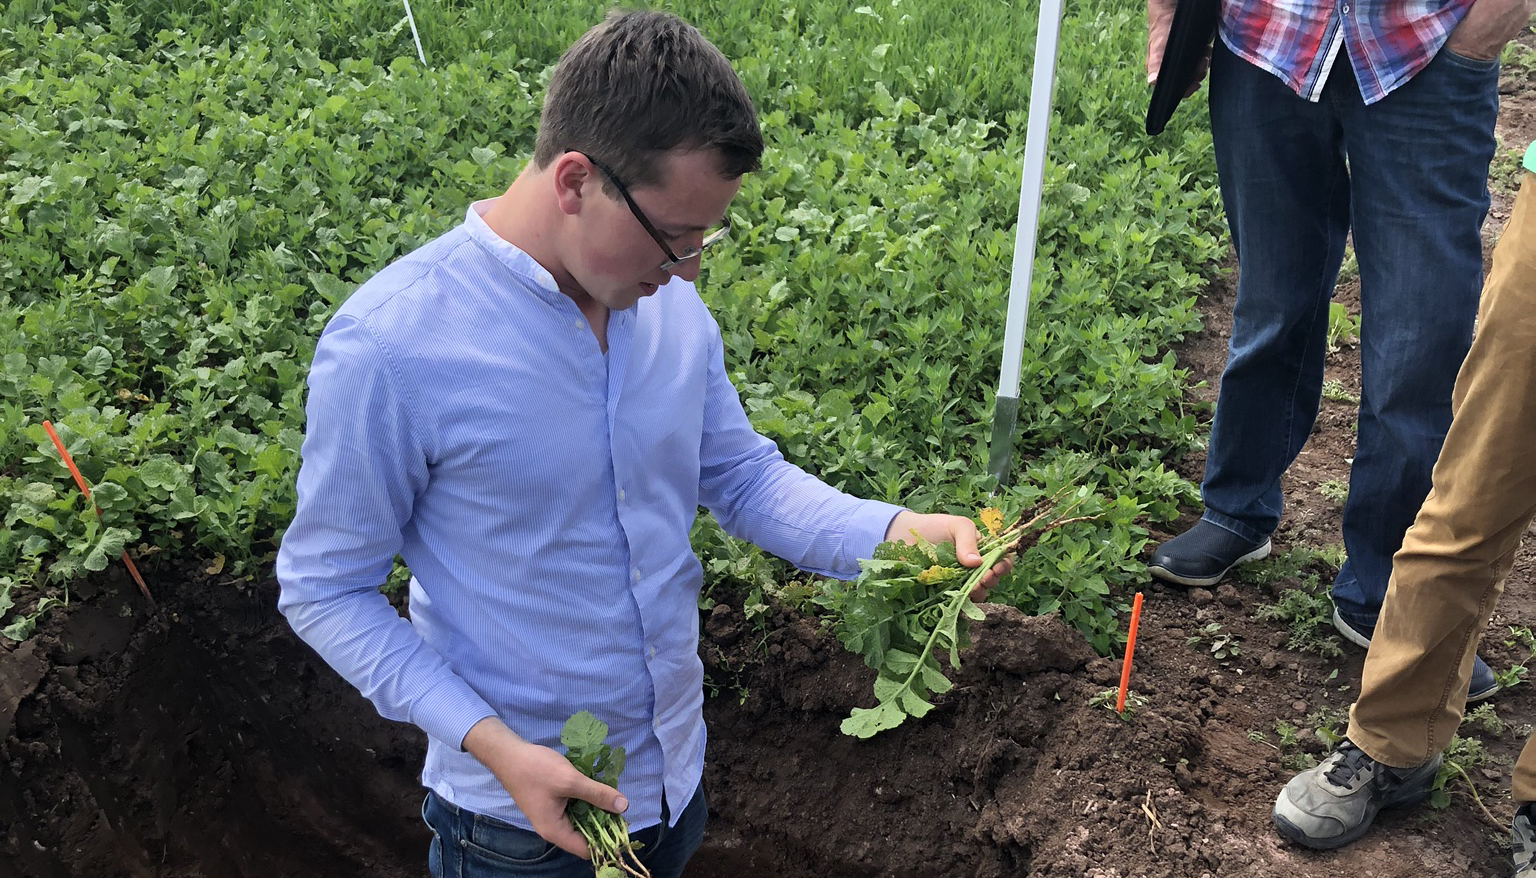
[[573, 318, 584, 329], [1341, 3, 1349, 10], [647, 645, 657, 659], [617, 488, 626, 503], [632, 568, 641, 582]]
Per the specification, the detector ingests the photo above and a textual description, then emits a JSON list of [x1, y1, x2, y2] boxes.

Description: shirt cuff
[[839, 500, 907, 574], [410, 676, 500, 751]]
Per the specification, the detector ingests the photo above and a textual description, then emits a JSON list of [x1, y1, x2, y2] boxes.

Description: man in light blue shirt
[[275, 11, 1009, 877]]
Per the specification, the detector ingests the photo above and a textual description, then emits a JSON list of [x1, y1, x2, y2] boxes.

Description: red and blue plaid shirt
[[1220, 0, 1477, 104]]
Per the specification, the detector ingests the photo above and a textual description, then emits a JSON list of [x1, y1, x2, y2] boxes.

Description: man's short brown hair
[[533, 10, 763, 189]]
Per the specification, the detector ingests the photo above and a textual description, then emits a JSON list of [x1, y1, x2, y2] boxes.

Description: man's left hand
[[1446, 0, 1535, 61], [884, 510, 1014, 599]]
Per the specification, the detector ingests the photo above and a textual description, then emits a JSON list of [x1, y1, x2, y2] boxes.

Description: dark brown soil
[[6, 41, 1536, 878]]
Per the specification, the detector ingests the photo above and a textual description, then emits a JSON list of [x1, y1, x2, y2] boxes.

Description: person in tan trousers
[[1270, 145, 1536, 873]]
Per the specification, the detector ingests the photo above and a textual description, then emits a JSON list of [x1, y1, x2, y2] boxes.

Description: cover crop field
[[4, 1, 1536, 876]]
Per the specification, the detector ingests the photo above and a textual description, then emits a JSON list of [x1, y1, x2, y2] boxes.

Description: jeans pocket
[[1439, 46, 1500, 73], [461, 814, 565, 871]]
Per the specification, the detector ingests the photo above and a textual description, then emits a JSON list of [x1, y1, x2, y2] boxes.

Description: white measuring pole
[[401, 0, 427, 65], [986, 0, 1065, 488]]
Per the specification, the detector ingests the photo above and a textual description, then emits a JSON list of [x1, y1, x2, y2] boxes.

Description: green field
[[0, 0, 1224, 649]]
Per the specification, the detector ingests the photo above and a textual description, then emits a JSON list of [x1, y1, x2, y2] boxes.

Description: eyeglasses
[[578, 152, 731, 273]]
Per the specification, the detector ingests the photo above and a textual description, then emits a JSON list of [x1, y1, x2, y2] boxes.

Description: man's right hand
[[461, 716, 628, 859]]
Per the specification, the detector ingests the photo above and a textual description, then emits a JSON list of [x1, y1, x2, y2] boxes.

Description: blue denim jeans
[[422, 787, 706, 878], [1202, 40, 1498, 627]]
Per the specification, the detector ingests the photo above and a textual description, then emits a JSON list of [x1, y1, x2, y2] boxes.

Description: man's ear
[[551, 152, 592, 217]]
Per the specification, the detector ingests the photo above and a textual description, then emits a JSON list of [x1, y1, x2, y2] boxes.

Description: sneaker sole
[[1147, 539, 1271, 588], [1468, 679, 1500, 703], [1331, 608, 1373, 649]]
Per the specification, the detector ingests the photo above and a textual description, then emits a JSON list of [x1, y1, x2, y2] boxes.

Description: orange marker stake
[[1115, 591, 1144, 714], [41, 420, 155, 606]]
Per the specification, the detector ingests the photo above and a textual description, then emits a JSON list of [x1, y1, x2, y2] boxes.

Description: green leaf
[[897, 689, 934, 718], [91, 481, 132, 512], [80, 346, 113, 377], [12, 174, 52, 206], [309, 271, 355, 305], [840, 701, 907, 739], [560, 710, 609, 757], [919, 661, 954, 695], [882, 648, 922, 676], [142, 265, 179, 294], [861, 396, 893, 429], [138, 457, 185, 490], [2, 617, 35, 641]]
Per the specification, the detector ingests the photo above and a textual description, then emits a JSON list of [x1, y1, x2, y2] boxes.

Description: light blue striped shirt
[[276, 199, 902, 831]]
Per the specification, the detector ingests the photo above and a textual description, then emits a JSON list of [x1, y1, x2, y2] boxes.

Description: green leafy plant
[[1325, 302, 1361, 353], [1430, 736, 1502, 816], [818, 491, 1097, 738], [1089, 687, 1145, 717], [1321, 378, 1358, 405], [1262, 719, 1322, 772], [560, 711, 649, 878], [1186, 622, 1241, 662], [1464, 703, 1507, 737], [1316, 479, 1349, 506], [1306, 705, 1347, 749], [0, 1, 1227, 655], [1496, 626, 1536, 691], [1272, 720, 1303, 750], [1252, 574, 1345, 659]]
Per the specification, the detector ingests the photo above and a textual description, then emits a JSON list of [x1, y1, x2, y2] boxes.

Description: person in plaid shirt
[[1144, 0, 1529, 699]]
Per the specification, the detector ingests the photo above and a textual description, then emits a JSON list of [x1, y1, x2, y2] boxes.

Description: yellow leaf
[[917, 565, 959, 584], [979, 507, 1003, 536], [204, 554, 226, 575]]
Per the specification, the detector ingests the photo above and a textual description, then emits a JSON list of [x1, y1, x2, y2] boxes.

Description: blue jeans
[[1202, 40, 1498, 627], [422, 787, 706, 878]]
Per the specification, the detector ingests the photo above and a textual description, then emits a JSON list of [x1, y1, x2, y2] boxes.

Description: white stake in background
[[401, 0, 426, 65], [986, 0, 1065, 488]]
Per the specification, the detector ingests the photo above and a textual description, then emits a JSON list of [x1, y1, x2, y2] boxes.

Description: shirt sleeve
[[275, 314, 497, 749], [695, 322, 902, 578]]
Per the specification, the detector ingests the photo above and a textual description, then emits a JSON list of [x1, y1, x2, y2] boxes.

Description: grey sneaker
[[1514, 802, 1536, 877], [1272, 740, 1441, 850]]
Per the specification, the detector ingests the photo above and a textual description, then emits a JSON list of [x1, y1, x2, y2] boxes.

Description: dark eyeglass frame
[[577, 152, 731, 273]]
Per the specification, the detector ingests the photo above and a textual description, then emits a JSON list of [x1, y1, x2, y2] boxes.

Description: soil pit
[[4, 563, 1529, 878]]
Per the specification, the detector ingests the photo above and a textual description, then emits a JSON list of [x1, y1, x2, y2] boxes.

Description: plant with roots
[[560, 711, 650, 878], [819, 488, 1098, 738]]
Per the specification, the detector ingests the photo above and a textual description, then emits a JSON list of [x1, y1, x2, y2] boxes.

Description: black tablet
[[1146, 0, 1220, 135]]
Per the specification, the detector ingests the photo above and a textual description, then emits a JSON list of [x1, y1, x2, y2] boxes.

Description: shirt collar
[[463, 198, 564, 298]]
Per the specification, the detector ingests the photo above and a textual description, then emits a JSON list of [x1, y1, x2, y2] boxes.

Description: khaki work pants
[[1348, 171, 1536, 803]]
